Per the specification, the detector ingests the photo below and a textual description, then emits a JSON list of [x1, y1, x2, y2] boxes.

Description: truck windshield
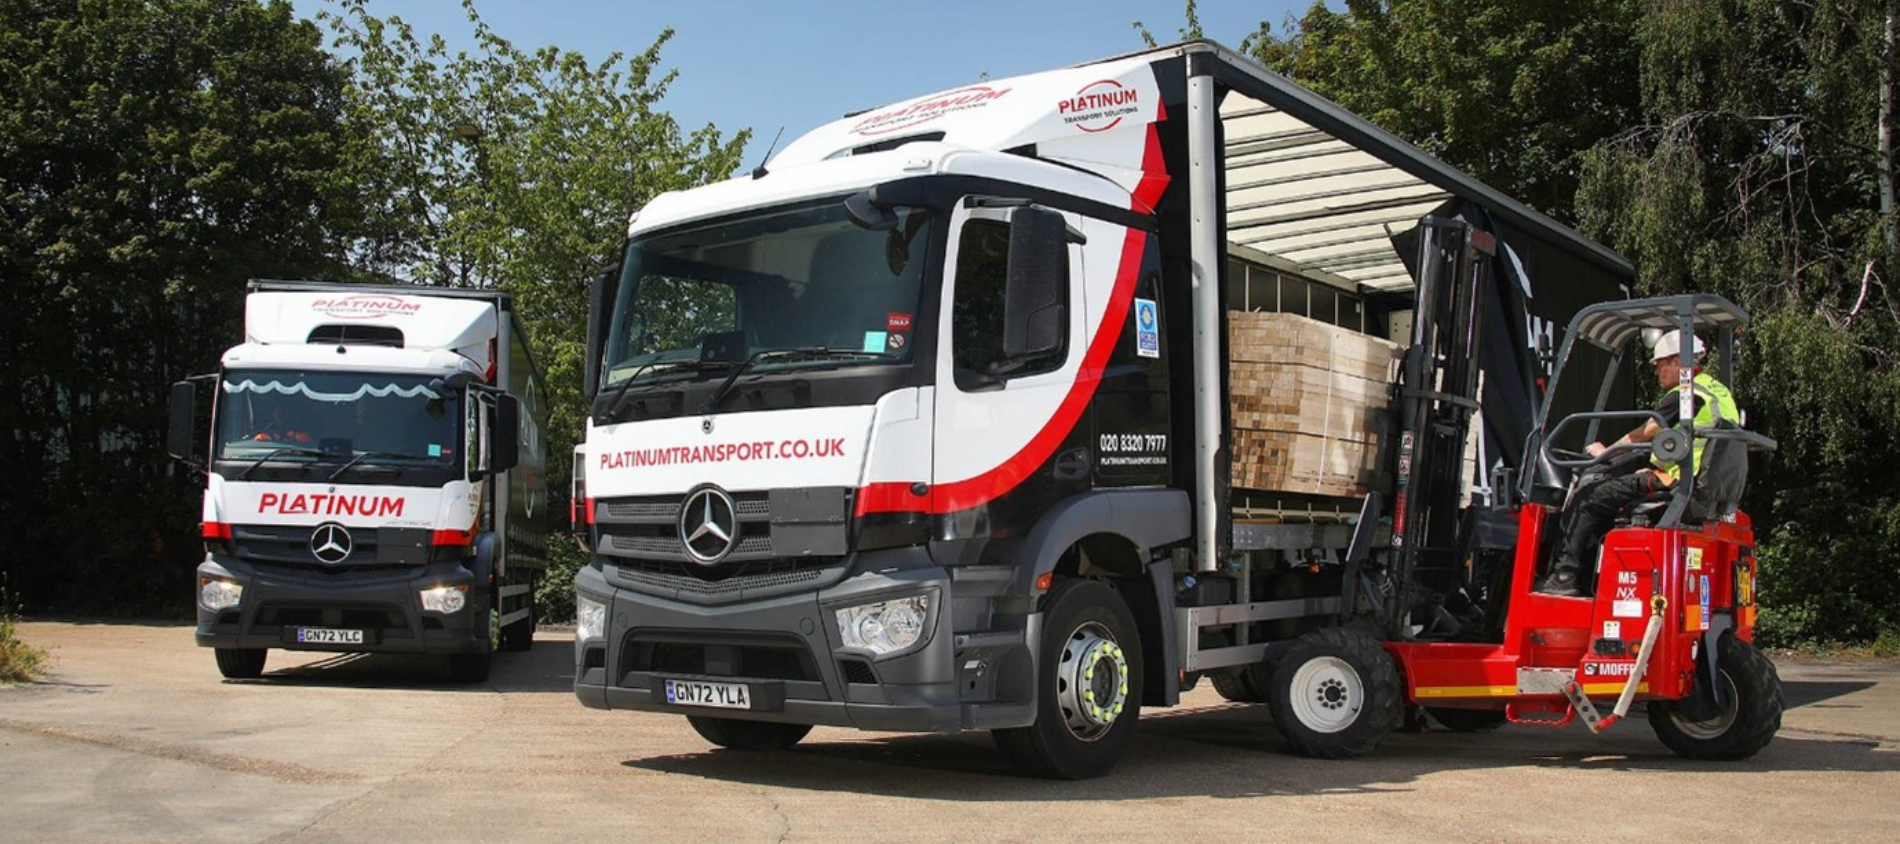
[[215, 370, 461, 466], [603, 198, 934, 388]]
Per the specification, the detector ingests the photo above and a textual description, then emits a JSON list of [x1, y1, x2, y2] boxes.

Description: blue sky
[[297, 1, 1319, 159]]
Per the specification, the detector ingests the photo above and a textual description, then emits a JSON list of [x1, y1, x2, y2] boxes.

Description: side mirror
[[583, 264, 617, 401], [844, 191, 897, 231], [167, 380, 199, 463], [1002, 207, 1070, 359], [487, 394, 520, 475]]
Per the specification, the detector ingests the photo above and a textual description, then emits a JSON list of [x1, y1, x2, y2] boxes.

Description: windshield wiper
[[598, 359, 731, 424], [234, 446, 321, 480], [326, 450, 419, 481], [702, 347, 878, 413]]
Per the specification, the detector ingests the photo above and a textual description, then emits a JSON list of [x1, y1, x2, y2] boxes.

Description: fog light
[[576, 594, 607, 642], [199, 577, 242, 612], [420, 584, 468, 614], [835, 594, 930, 656]]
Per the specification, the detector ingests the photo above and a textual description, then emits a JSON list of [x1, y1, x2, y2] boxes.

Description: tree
[[321, 0, 750, 618], [0, 0, 361, 611], [1246, 0, 1644, 221], [1574, 0, 1900, 644]]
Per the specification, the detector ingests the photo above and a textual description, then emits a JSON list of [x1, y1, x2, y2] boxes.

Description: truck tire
[[1427, 707, 1507, 732], [1211, 668, 1269, 704], [448, 602, 495, 683], [1649, 637, 1782, 760], [1267, 627, 1402, 759], [993, 578, 1143, 780], [687, 716, 813, 751], [214, 647, 267, 679]]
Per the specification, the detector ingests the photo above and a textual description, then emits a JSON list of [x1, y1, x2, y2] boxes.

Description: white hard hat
[[1651, 331, 1705, 362]]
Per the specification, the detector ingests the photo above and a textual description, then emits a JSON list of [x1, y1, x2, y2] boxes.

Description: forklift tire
[[1427, 707, 1508, 732], [214, 647, 267, 680], [1211, 670, 1266, 704], [993, 578, 1143, 780], [1267, 627, 1403, 759], [688, 716, 813, 751], [1648, 637, 1782, 760]]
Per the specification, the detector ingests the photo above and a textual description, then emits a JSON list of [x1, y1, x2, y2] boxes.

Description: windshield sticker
[[428, 444, 442, 457], [861, 331, 888, 354], [223, 379, 440, 402], [887, 312, 912, 331], [1135, 298, 1159, 358], [888, 333, 907, 352]]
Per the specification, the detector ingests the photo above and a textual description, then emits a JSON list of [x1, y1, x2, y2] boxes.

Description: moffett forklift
[[1360, 222, 1782, 759]]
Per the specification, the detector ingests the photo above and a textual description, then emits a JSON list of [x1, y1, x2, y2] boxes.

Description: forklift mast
[[1383, 217, 1496, 636]]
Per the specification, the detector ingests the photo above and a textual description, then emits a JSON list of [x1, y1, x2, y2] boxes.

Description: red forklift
[[1369, 272, 1783, 759]]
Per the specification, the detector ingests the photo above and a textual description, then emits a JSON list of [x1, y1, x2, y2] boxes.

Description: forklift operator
[[1538, 332, 1739, 597]]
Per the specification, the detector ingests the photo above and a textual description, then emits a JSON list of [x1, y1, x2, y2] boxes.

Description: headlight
[[576, 594, 607, 642], [835, 595, 930, 656], [199, 577, 243, 612], [420, 584, 468, 614]]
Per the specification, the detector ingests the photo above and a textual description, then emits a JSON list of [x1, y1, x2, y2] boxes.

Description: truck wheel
[[448, 604, 495, 683], [993, 578, 1143, 780], [1649, 637, 1782, 760], [214, 647, 267, 679], [1427, 707, 1507, 732], [687, 716, 813, 751], [1267, 627, 1402, 759]]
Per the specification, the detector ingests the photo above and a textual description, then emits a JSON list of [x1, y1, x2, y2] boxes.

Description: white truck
[[570, 41, 1649, 776], [170, 280, 550, 683]]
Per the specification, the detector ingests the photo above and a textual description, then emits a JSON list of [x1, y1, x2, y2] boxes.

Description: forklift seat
[[1625, 423, 1750, 526]]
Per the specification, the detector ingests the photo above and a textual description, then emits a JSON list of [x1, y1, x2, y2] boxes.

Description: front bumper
[[194, 555, 487, 655], [572, 546, 1037, 733]]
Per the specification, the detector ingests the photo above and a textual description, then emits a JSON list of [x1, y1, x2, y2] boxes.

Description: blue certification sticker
[[1134, 298, 1159, 358], [428, 444, 442, 457], [862, 331, 888, 353]]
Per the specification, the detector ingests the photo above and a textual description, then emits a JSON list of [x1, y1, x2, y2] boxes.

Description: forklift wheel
[[1648, 637, 1782, 760], [1211, 670, 1266, 704], [1267, 627, 1403, 759]]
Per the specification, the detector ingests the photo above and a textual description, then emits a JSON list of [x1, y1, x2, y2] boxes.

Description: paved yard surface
[[2, 620, 1896, 843]]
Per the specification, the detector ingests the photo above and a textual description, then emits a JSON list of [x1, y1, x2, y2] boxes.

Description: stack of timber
[[1228, 311, 1400, 498]]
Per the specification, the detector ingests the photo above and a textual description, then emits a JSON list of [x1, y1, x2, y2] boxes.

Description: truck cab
[[173, 282, 548, 683]]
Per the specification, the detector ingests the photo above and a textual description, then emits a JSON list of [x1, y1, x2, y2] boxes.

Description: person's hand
[[1585, 441, 1608, 458]]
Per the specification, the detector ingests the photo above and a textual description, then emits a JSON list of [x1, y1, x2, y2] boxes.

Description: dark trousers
[[1557, 471, 1666, 573]]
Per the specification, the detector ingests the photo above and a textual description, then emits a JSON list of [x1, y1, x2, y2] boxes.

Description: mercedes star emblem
[[309, 522, 353, 564], [702, 416, 715, 435], [678, 486, 739, 564]]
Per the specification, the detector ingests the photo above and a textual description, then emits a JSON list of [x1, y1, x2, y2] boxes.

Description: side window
[[950, 216, 1071, 387]]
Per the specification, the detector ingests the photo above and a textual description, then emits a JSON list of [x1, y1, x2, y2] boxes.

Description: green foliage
[[1572, 0, 1900, 644], [1, 575, 49, 683], [1249, 0, 1644, 220], [536, 540, 586, 624], [0, 0, 361, 612], [322, 0, 748, 621]]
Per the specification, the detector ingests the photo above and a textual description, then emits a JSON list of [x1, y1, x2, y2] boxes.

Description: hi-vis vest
[[1655, 371, 1738, 480]]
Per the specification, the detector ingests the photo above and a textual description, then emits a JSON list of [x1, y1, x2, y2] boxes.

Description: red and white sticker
[[887, 312, 913, 331]]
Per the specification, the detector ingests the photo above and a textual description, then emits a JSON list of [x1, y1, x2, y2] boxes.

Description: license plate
[[294, 627, 365, 645], [664, 679, 752, 710]]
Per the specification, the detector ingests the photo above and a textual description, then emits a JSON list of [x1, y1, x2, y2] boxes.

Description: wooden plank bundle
[[1228, 311, 1400, 497]]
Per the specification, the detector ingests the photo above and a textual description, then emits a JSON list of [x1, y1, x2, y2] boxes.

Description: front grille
[[230, 523, 428, 577], [254, 604, 405, 630], [594, 492, 778, 564], [593, 489, 849, 597]]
